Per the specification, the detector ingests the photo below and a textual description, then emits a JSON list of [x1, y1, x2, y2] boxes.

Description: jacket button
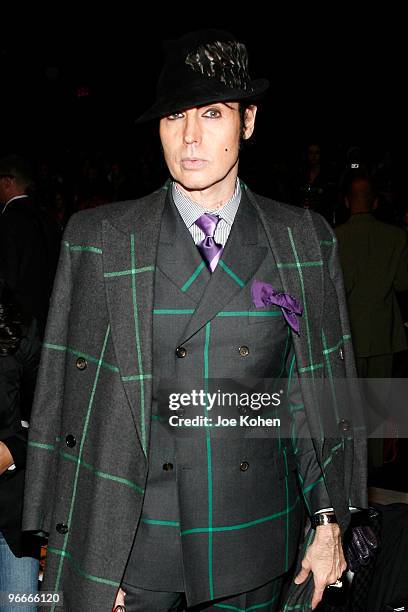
[[76, 357, 88, 370], [65, 435, 76, 448], [163, 462, 174, 471], [338, 418, 351, 432], [176, 346, 187, 358], [240, 461, 249, 471], [238, 346, 250, 357], [56, 523, 69, 534], [339, 348, 344, 360]]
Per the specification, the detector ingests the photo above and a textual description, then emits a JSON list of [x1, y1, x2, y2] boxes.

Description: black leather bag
[[343, 507, 379, 573]]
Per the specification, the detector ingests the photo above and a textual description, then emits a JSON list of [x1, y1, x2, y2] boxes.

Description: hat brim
[[135, 78, 269, 124]]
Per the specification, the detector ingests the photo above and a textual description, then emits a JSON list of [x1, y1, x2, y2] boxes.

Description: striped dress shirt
[[171, 179, 241, 247]]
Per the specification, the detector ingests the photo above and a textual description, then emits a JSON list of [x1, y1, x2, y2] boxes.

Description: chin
[[174, 173, 219, 192]]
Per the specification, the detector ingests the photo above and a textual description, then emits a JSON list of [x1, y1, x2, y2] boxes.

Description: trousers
[[120, 574, 285, 612]]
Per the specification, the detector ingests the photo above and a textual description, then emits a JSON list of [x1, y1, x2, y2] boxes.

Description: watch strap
[[310, 513, 338, 528]]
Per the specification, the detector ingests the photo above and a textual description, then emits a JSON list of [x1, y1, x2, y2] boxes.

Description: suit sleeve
[[322, 216, 368, 510], [0, 211, 20, 293], [22, 220, 74, 534], [286, 344, 332, 515]]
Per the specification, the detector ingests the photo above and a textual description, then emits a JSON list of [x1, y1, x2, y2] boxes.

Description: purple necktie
[[195, 213, 224, 273]]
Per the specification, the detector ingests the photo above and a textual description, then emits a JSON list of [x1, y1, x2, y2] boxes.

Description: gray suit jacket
[[23, 183, 367, 610], [123, 189, 333, 604]]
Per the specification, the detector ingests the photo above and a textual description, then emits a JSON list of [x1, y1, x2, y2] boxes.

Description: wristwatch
[[310, 512, 338, 529]]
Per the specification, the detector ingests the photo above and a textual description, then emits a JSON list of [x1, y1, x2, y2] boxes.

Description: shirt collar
[[2, 194, 29, 214], [4, 194, 29, 206], [171, 179, 241, 229]]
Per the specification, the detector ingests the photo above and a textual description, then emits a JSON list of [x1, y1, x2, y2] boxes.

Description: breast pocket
[[248, 303, 283, 325]]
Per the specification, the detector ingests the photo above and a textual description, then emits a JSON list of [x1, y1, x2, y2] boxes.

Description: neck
[[175, 168, 238, 211]]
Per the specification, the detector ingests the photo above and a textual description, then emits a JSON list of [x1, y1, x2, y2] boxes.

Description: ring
[[327, 579, 342, 589]]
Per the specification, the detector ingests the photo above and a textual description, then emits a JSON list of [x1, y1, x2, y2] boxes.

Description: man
[[335, 174, 408, 378], [336, 175, 408, 469], [23, 30, 366, 611], [0, 279, 42, 608], [0, 155, 61, 339]]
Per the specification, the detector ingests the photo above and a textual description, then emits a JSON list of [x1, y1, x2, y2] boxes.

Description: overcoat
[[23, 184, 367, 610]]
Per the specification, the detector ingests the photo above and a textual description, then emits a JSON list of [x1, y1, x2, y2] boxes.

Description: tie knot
[[195, 213, 220, 238]]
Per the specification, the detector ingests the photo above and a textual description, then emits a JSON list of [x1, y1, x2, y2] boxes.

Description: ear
[[242, 105, 257, 139], [345, 196, 350, 209], [372, 197, 379, 211]]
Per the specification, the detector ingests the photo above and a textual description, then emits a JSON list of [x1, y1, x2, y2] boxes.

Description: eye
[[166, 112, 184, 120], [203, 108, 221, 118]]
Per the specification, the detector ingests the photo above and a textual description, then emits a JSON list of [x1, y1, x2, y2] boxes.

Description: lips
[[181, 158, 207, 170]]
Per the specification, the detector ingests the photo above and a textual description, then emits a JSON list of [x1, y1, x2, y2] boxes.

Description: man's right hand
[[112, 587, 126, 611]]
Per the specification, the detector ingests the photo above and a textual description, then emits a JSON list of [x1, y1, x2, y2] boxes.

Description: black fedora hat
[[136, 29, 269, 123]]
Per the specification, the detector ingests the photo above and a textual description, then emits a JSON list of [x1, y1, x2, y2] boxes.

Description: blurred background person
[[293, 142, 337, 225], [335, 174, 408, 378], [0, 155, 61, 338], [335, 175, 408, 479], [0, 279, 42, 611]]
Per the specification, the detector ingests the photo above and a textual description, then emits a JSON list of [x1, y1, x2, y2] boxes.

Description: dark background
[[1, 9, 400, 157]]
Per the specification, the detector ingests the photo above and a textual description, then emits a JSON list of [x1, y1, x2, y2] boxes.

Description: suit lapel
[[102, 188, 167, 454], [179, 191, 268, 344], [157, 196, 211, 305]]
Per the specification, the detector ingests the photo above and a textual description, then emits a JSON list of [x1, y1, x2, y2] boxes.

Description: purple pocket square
[[251, 280, 303, 334]]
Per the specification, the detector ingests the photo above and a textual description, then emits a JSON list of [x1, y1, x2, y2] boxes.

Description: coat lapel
[[157, 195, 211, 305], [102, 187, 167, 455], [179, 191, 268, 344]]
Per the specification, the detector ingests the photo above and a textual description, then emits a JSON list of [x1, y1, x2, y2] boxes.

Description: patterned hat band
[[185, 40, 252, 91]]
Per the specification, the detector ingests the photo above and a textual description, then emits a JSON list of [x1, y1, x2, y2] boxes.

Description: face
[[307, 144, 321, 165], [159, 102, 256, 196]]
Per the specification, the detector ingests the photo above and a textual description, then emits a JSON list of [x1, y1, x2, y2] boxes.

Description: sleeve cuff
[[314, 507, 358, 514]]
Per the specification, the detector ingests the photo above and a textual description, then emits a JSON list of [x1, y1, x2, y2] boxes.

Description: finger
[[311, 584, 325, 609], [113, 588, 126, 609], [294, 567, 310, 585]]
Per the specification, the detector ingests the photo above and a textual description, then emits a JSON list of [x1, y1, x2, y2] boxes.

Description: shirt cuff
[[315, 507, 358, 514]]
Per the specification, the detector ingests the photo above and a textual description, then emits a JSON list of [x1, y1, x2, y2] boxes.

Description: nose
[[183, 111, 201, 145]]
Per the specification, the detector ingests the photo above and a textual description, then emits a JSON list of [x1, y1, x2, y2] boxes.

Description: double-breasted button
[[65, 434, 76, 448], [163, 462, 174, 471], [56, 523, 69, 534], [238, 346, 250, 357], [176, 346, 187, 358], [339, 348, 344, 360], [240, 461, 249, 471], [76, 357, 88, 370], [338, 418, 351, 432]]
